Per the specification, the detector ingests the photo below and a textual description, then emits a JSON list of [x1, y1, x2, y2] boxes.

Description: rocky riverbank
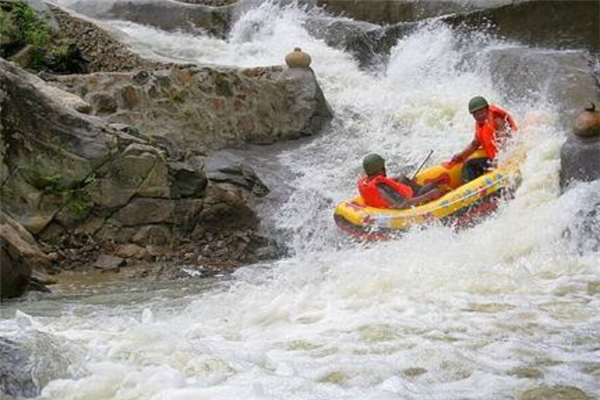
[[0, 0, 332, 300]]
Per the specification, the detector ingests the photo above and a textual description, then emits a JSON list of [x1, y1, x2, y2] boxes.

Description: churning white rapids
[[1, 1, 600, 399]]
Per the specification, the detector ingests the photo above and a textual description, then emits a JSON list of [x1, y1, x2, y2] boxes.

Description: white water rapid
[[1, 1, 599, 399]]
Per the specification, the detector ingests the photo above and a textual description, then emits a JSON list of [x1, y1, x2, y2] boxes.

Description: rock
[[316, 0, 475, 24], [519, 385, 593, 400], [0, 213, 50, 299], [115, 243, 150, 260], [206, 152, 269, 197], [560, 104, 600, 190], [48, 4, 157, 73], [10, 44, 36, 69], [0, 333, 80, 398], [169, 161, 208, 198], [133, 225, 172, 246], [560, 134, 600, 189], [30, 268, 58, 285], [91, 92, 118, 114], [93, 254, 125, 270], [0, 337, 39, 397], [0, 59, 116, 232], [482, 48, 600, 125], [55, 65, 334, 153], [197, 184, 258, 232], [443, 1, 600, 54], [103, 0, 234, 38], [303, 17, 383, 68], [285, 48, 312, 68], [281, 67, 334, 137], [111, 198, 173, 227]]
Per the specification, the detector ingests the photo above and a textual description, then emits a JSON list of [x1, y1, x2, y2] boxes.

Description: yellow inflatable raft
[[334, 150, 522, 238]]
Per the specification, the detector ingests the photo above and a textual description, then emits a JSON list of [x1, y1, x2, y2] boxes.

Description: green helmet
[[363, 153, 385, 176], [468, 96, 489, 113]]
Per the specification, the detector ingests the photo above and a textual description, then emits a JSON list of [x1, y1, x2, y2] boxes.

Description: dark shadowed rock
[[0, 213, 50, 300], [197, 184, 258, 232], [169, 161, 208, 198], [206, 152, 269, 197], [560, 135, 600, 189]]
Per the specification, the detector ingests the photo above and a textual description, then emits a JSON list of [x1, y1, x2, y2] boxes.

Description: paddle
[[410, 150, 434, 181]]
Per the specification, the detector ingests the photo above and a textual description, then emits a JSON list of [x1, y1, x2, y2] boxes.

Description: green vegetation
[[30, 171, 63, 193], [0, 1, 85, 73], [0, 1, 52, 69]]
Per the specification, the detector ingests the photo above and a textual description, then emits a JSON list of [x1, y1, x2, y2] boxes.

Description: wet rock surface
[[0, 337, 38, 398], [442, 1, 600, 55], [105, 0, 234, 37], [316, 0, 475, 25], [482, 48, 600, 124], [0, 332, 82, 398]]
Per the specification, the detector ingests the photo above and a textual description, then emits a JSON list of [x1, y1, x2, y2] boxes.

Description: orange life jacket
[[475, 105, 518, 160], [358, 175, 414, 209]]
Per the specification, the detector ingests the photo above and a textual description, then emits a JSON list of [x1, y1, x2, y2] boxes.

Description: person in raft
[[358, 153, 449, 209], [451, 96, 518, 183]]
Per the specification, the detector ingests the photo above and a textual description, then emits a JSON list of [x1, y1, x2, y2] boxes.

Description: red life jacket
[[475, 105, 518, 160], [358, 175, 414, 209]]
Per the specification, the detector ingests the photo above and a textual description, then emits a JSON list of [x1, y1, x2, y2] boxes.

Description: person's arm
[[402, 187, 449, 207], [452, 137, 481, 163], [377, 183, 449, 209], [392, 175, 422, 193]]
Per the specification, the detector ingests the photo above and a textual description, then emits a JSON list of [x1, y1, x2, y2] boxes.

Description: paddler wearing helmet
[[358, 153, 449, 209], [451, 96, 518, 183]]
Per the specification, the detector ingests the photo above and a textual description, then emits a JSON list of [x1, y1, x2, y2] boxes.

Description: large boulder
[[316, 0, 476, 24], [0, 213, 50, 300], [106, 0, 234, 38], [560, 112, 600, 189], [53, 64, 333, 154], [304, 17, 384, 68], [481, 48, 600, 125], [0, 337, 38, 397], [442, 1, 600, 54], [0, 332, 80, 398]]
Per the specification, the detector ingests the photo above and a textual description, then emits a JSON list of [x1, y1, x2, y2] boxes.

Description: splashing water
[[2, 2, 599, 399]]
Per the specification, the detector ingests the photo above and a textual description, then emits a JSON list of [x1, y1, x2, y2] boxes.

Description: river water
[[1, 1, 600, 399]]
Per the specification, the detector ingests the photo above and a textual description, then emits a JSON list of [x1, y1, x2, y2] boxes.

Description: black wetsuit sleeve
[[375, 182, 406, 208]]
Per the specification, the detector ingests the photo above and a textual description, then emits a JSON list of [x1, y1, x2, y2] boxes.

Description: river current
[[1, 1, 599, 399]]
